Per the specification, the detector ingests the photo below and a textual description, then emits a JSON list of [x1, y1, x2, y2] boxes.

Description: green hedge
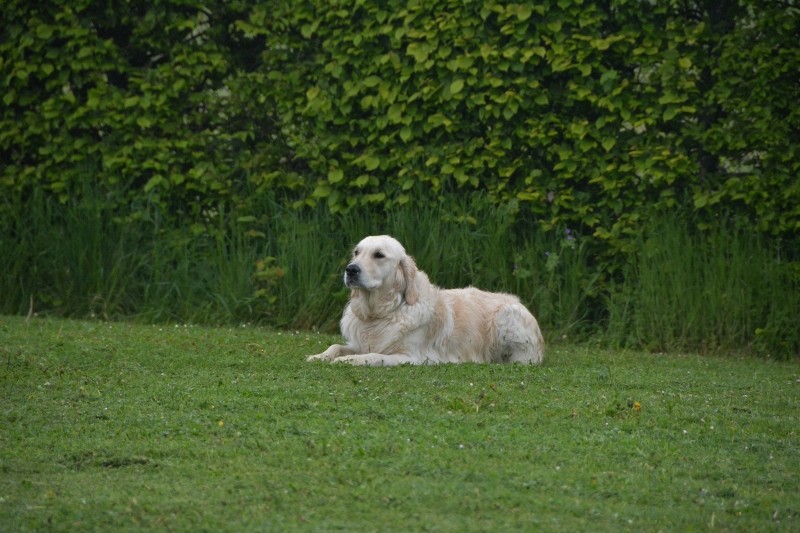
[[3, 1, 798, 242], [259, 0, 800, 247]]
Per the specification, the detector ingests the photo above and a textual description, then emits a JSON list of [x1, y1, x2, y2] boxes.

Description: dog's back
[[431, 286, 543, 364]]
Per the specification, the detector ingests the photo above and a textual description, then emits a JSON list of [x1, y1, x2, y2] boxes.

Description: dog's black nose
[[345, 264, 360, 277]]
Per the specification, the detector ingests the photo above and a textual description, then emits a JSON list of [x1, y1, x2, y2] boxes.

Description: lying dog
[[307, 235, 544, 366]]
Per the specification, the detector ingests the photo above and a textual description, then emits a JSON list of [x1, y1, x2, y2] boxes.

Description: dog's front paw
[[306, 344, 350, 362], [331, 354, 364, 365], [333, 354, 397, 366]]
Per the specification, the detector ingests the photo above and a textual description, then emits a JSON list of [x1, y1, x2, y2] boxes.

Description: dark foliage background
[[2, 0, 798, 356]]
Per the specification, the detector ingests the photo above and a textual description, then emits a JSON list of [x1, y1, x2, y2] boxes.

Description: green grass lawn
[[1, 316, 798, 531]]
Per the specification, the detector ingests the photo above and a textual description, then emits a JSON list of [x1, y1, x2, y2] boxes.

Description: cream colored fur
[[307, 235, 544, 366]]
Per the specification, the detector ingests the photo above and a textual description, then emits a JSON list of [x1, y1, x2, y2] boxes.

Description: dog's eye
[[374, 251, 385, 259]]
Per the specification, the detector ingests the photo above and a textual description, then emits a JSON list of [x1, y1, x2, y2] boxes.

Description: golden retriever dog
[[307, 235, 544, 366]]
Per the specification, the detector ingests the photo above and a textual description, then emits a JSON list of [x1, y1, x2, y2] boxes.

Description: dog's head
[[344, 235, 419, 305]]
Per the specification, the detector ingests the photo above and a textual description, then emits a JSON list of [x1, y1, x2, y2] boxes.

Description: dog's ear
[[399, 255, 419, 305]]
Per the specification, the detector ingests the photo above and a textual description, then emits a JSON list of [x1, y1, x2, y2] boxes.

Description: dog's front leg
[[306, 344, 356, 362], [333, 353, 418, 366]]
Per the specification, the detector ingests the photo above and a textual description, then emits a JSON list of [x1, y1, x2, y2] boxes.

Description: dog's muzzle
[[344, 263, 361, 287]]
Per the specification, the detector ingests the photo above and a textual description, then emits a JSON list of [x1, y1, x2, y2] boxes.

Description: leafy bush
[[1, 1, 276, 219], [250, 0, 799, 247], [3, 1, 798, 241]]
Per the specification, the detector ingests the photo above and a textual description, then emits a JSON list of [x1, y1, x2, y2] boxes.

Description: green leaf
[[449, 79, 465, 95], [306, 86, 320, 101], [363, 192, 386, 204], [454, 56, 474, 70], [516, 5, 533, 21], [363, 76, 381, 88], [387, 103, 403, 123], [601, 138, 616, 152], [328, 168, 344, 183], [547, 21, 562, 33], [36, 24, 53, 39], [600, 69, 619, 87], [407, 42, 431, 63], [658, 93, 684, 105], [312, 184, 332, 198], [364, 155, 380, 171], [144, 175, 166, 193], [516, 191, 540, 201], [693, 194, 708, 208]]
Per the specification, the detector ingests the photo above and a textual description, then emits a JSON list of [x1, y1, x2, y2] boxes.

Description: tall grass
[[2, 188, 797, 358], [135, 222, 261, 325], [267, 206, 352, 330], [1, 184, 144, 319], [605, 215, 799, 357]]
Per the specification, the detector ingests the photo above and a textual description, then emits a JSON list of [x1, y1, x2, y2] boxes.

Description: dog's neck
[[349, 287, 404, 321]]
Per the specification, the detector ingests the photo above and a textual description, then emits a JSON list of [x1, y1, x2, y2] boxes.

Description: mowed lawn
[[1, 316, 798, 531]]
